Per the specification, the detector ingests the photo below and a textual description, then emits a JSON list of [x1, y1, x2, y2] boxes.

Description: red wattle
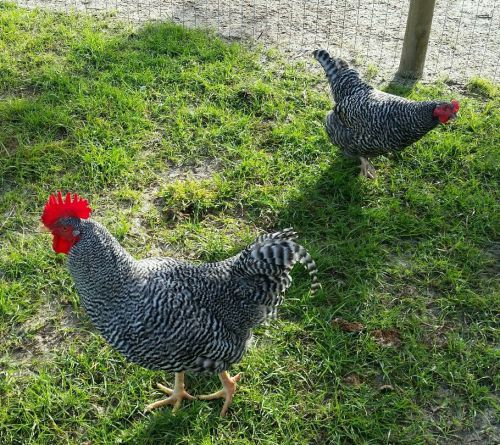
[[52, 235, 75, 254]]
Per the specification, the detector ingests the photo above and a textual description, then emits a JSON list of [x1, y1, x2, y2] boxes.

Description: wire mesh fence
[[13, 0, 500, 84]]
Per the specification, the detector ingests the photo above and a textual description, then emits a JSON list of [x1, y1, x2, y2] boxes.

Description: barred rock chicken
[[41, 192, 319, 416], [313, 49, 460, 178]]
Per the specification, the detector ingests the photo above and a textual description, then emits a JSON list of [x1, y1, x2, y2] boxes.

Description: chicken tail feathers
[[235, 228, 320, 308], [313, 49, 350, 86], [313, 49, 369, 102], [228, 229, 320, 325], [249, 233, 320, 295], [296, 245, 321, 294]]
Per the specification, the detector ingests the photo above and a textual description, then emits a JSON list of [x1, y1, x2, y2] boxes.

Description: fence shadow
[[387, 74, 418, 95]]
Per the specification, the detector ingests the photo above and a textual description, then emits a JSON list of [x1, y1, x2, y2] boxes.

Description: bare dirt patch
[[455, 408, 500, 445], [5, 300, 85, 374], [370, 328, 401, 347], [425, 386, 500, 445], [331, 317, 365, 333]]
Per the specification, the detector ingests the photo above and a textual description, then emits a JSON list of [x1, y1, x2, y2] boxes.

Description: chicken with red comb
[[313, 49, 460, 178], [41, 192, 92, 254], [41, 192, 320, 416]]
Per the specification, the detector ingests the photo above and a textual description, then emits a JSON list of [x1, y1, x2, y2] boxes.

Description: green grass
[[0, 2, 499, 444]]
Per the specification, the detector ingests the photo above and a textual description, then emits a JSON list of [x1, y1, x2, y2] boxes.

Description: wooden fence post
[[397, 0, 437, 78]]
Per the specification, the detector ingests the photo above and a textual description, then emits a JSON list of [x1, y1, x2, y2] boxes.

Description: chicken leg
[[198, 371, 241, 416], [359, 156, 377, 179], [144, 371, 196, 412]]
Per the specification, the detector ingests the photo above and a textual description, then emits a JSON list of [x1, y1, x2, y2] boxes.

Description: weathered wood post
[[397, 0, 437, 78]]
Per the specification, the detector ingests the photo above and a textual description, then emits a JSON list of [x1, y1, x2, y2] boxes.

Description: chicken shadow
[[273, 155, 389, 322]]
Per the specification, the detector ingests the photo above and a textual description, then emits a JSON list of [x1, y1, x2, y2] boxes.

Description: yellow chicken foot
[[359, 156, 377, 179], [198, 371, 241, 416], [144, 371, 196, 413]]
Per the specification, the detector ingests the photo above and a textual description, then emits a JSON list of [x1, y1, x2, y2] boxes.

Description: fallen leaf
[[371, 329, 401, 347], [332, 317, 365, 332]]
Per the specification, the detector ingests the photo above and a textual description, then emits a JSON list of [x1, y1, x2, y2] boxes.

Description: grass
[[0, 2, 498, 444]]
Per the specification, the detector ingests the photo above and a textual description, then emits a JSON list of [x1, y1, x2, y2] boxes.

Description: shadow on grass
[[386, 74, 418, 96], [275, 155, 389, 320]]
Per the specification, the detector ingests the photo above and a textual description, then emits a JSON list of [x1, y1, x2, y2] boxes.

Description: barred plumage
[[63, 219, 318, 375], [313, 49, 458, 177]]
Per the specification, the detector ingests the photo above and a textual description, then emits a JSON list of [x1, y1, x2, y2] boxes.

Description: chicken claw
[[359, 156, 377, 179], [198, 371, 241, 416], [144, 371, 196, 413]]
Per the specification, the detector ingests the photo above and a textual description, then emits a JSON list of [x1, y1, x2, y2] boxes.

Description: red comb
[[451, 100, 460, 113], [41, 192, 91, 228]]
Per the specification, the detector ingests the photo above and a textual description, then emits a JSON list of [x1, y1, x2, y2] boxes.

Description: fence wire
[[13, 0, 500, 84]]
